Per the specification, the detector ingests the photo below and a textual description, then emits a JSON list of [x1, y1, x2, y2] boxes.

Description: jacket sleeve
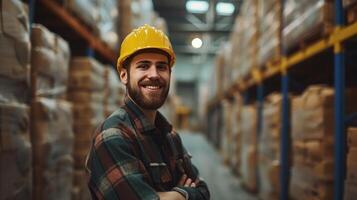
[[174, 134, 211, 200], [85, 128, 159, 200]]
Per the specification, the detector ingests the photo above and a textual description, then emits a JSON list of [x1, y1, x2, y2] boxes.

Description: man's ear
[[120, 69, 128, 84]]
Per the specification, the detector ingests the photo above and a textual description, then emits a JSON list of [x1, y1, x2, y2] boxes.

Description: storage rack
[[28, 0, 117, 65], [206, 0, 357, 199]]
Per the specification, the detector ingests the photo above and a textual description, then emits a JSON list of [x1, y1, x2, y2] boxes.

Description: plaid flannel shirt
[[85, 97, 210, 200]]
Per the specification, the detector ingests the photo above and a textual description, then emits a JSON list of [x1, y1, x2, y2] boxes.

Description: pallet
[[346, 3, 357, 24], [285, 1, 334, 56]]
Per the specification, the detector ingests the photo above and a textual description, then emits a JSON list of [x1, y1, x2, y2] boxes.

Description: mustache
[[140, 78, 166, 86]]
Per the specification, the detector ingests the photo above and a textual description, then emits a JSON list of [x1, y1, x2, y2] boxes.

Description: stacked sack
[[283, 0, 333, 51], [221, 100, 234, 165], [104, 67, 125, 117], [290, 85, 357, 200], [229, 94, 242, 175], [344, 127, 357, 200], [0, 0, 32, 199], [258, 93, 283, 200], [68, 57, 106, 199], [240, 104, 258, 192], [31, 24, 74, 200]]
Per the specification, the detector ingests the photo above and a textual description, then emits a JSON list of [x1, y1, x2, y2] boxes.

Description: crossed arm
[[86, 129, 210, 200]]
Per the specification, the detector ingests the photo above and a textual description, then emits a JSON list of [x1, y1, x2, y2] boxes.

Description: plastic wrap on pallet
[[344, 0, 357, 7], [98, 0, 119, 49], [283, 0, 334, 51], [214, 45, 225, 97], [229, 94, 242, 173], [64, 0, 100, 33], [32, 98, 74, 200], [258, 0, 280, 67], [221, 100, 233, 164], [344, 127, 357, 200], [31, 24, 70, 98], [240, 104, 257, 192], [68, 57, 106, 91], [259, 93, 283, 200], [0, 102, 31, 200], [290, 85, 357, 200], [0, 0, 30, 103], [233, 0, 257, 81]]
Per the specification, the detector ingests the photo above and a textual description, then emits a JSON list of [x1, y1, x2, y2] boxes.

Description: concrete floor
[[179, 131, 259, 200]]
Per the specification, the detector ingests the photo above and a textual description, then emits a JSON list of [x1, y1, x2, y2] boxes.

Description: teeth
[[145, 85, 160, 89]]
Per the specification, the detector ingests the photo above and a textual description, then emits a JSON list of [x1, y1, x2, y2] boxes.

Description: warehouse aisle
[[180, 131, 258, 200]]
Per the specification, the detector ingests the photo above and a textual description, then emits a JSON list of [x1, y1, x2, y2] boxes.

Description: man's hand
[[158, 191, 185, 200], [177, 174, 200, 188], [157, 174, 200, 200]]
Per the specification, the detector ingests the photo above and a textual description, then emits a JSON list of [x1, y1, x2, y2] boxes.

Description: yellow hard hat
[[117, 24, 176, 71]]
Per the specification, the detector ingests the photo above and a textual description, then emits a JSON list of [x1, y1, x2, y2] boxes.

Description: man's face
[[120, 52, 171, 110]]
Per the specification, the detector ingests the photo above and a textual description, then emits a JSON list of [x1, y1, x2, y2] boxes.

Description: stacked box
[[283, 0, 334, 51], [257, 0, 281, 66], [31, 24, 70, 99], [31, 99, 74, 200], [0, 1, 32, 199], [240, 104, 258, 192], [258, 93, 283, 200], [214, 45, 226, 97], [68, 57, 106, 199], [64, 0, 100, 33], [231, 0, 258, 81], [344, 127, 357, 200], [229, 94, 242, 174], [104, 67, 125, 117], [0, 0, 30, 103], [290, 85, 357, 200], [0, 103, 31, 200], [221, 100, 233, 164], [97, 0, 119, 49], [30, 24, 74, 200]]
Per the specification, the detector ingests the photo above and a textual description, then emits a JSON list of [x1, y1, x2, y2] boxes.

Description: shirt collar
[[123, 96, 172, 135]]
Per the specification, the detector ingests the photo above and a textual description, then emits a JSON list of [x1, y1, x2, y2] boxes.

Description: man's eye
[[157, 65, 169, 71], [137, 64, 149, 69]]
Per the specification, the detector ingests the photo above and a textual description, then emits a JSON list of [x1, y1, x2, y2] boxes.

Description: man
[[85, 24, 210, 200]]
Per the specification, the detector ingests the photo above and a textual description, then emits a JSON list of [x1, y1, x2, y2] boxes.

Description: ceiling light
[[186, 0, 209, 14], [216, 2, 235, 16], [191, 37, 203, 48]]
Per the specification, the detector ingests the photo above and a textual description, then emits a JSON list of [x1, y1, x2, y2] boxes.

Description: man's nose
[[147, 65, 160, 78]]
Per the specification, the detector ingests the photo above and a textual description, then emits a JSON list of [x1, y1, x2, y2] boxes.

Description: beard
[[127, 75, 170, 110]]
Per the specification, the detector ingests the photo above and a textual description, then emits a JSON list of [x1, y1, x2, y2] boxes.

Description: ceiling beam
[[168, 23, 232, 33]]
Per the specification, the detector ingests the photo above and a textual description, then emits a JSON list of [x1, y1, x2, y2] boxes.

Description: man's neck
[[128, 95, 157, 124]]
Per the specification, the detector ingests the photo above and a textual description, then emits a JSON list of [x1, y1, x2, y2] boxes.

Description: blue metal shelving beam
[[280, 73, 290, 200], [29, 0, 36, 26], [334, 0, 346, 199]]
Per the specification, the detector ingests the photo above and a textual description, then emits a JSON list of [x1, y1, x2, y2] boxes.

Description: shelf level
[[38, 0, 117, 63]]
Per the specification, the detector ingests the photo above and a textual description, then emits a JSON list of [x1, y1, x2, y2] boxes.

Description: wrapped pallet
[[283, 0, 334, 51], [98, 0, 119, 49], [0, 0, 30, 103], [64, 0, 100, 33], [31, 24, 70, 99], [233, 0, 258, 81], [344, 0, 357, 24], [0, 102, 31, 200], [257, 0, 281, 67], [221, 100, 233, 165], [290, 85, 357, 200], [32, 98, 74, 200], [344, 127, 357, 200], [214, 44, 225, 97], [258, 93, 283, 200], [229, 94, 242, 174], [104, 67, 125, 117], [240, 104, 257, 192], [68, 57, 106, 200]]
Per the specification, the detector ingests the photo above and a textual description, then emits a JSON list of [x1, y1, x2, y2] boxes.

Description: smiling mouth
[[142, 85, 162, 90]]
